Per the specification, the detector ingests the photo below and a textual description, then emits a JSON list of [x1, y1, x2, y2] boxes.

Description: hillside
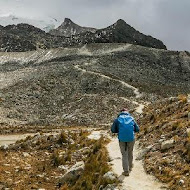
[[0, 43, 189, 128], [138, 96, 190, 190]]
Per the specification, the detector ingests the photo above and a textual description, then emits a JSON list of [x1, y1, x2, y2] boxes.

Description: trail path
[[107, 138, 166, 190], [74, 64, 144, 114], [74, 61, 166, 189]]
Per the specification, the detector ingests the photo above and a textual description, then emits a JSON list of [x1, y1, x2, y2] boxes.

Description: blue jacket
[[111, 112, 139, 142]]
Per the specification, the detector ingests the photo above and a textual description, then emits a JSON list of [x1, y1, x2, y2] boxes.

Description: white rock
[[2, 144, 9, 150], [59, 161, 85, 184], [103, 171, 116, 181], [58, 165, 68, 171], [187, 94, 190, 103], [179, 179, 185, 185], [161, 139, 174, 150], [187, 128, 190, 137], [23, 152, 30, 157]]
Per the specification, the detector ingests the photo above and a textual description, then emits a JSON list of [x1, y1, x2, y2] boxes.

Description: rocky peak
[[62, 18, 74, 26], [114, 19, 127, 26], [49, 18, 97, 37]]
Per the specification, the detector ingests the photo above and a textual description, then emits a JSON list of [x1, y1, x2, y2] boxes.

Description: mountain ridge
[[0, 18, 167, 52]]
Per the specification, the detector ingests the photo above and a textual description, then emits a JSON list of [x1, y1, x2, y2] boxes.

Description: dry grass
[[178, 94, 187, 103], [0, 129, 116, 190], [138, 97, 190, 190], [68, 137, 118, 190]]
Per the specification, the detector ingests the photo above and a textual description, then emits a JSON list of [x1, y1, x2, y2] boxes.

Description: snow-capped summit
[[0, 14, 61, 32]]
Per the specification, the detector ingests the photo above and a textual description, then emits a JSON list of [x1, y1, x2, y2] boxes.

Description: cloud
[[0, 0, 190, 51]]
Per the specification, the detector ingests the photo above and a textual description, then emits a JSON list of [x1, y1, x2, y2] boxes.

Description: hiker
[[111, 108, 139, 176]]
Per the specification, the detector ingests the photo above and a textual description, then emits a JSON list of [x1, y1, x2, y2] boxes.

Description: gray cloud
[[0, 0, 190, 51]]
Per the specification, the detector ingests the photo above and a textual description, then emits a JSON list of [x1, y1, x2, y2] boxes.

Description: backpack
[[117, 113, 135, 142]]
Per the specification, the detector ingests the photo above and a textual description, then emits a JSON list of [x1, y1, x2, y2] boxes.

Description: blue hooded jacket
[[111, 112, 139, 142]]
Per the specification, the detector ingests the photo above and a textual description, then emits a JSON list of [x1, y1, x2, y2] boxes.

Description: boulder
[[161, 139, 174, 150], [59, 161, 84, 184]]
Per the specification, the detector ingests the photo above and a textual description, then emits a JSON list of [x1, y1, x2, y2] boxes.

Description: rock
[[59, 161, 84, 184], [23, 152, 30, 157], [188, 112, 190, 120], [103, 171, 116, 181], [161, 139, 174, 150], [1, 144, 9, 150], [100, 184, 118, 190], [187, 94, 190, 103], [58, 165, 68, 171], [136, 145, 153, 160], [187, 128, 190, 137], [179, 179, 185, 185], [78, 147, 91, 154]]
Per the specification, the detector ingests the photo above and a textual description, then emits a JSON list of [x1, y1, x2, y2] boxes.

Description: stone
[[101, 184, 117, 190], [179, 179, 185, 185], [188, 112, 190, 120], [59, 161, 84, 184], [187, 128, 190, 137], [1, 144, 9, 150], [161, 139, 174, 150], [136, 145, 153, 160], [103, 171, 116, 181], [58, 165, 68, 171], [23, 152, 30, 157], [187, 94, 190, 103]]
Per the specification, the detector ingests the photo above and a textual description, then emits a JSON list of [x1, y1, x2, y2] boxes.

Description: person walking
[[111, 108, 139, 176]]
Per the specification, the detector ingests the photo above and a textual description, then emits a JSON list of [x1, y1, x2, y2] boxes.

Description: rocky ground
[[137, 95, 190, 190], [0, 44, 189, 127]]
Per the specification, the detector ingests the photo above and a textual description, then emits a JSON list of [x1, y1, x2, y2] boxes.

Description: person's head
[[120, 108, 128, 113]]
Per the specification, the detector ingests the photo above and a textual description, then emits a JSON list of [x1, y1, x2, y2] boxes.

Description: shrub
[[58, 131, 68, 144], [178, 94, 187, 103]]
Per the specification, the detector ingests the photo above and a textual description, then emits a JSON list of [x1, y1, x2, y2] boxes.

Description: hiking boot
[[122, 171, 129, 176], [129, 164, 134, 172]]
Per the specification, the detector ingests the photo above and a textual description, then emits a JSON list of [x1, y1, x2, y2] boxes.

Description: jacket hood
[[118, 111, 130, 117]]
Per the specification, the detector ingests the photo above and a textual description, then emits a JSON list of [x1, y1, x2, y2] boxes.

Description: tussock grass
[[67, 137, 118, 190]]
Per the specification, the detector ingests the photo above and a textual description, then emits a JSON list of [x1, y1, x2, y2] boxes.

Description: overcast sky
[[0, 0, 190, 51]]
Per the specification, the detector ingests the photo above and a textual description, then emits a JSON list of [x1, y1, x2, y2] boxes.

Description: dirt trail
[[107, 138, 166, 190]]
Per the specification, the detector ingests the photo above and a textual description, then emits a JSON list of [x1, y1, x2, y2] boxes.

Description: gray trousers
[[119, 140, 135, 172]]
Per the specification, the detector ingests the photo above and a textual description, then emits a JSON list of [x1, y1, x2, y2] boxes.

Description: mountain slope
[[0, 44, 189, 127], [138, 96, 190, 190], [49, 18, 97, 37], [0, 23, 67, 52]]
